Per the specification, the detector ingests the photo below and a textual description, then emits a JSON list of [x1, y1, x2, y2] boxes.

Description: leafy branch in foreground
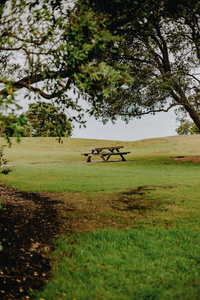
[[0, 0, 131, 138], [2, 0, 200, 136]]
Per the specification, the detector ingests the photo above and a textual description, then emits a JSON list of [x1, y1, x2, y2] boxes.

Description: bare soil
[[0, 184, 62, 300], [172, 156, 200, 163]]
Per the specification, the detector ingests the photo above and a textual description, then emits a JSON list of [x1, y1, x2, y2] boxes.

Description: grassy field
[[1, 135, 200, 299]]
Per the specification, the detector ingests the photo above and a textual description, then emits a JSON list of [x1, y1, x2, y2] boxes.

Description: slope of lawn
[[1, 135, 200, 193], [1, 135, 200, 299]]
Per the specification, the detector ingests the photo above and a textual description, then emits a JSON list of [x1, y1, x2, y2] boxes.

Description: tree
[[0, 0, 131, 137], [25, 102, 72, 137], [176, 118, 200, 135], [83, 0, 200, 130]]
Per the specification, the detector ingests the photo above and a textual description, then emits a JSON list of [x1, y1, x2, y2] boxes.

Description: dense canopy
[[0, 0, 200, 134], [0, 0, 130, 133], [84, 0, 200, 130]]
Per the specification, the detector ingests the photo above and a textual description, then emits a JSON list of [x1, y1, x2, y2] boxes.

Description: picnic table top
[[88, 146, 124, 151]]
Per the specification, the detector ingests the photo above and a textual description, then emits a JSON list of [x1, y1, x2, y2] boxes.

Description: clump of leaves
[[176, 118, 200, 135], [0, 113, 28, 145], [0, 145, 13, 175]]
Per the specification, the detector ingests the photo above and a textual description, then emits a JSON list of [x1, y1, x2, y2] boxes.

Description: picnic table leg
[[87, 156, 91, 162], [100, 155, 107, 162], [120, 154, 126, 161], [106, 154, 111, 161]]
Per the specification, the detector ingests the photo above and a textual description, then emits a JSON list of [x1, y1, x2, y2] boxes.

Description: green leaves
[[0, 0, 132, 136], [0, 113, 27, 145], [82, 0, 200, 129], [0, 198, 3, 210], [25, 102, 72, 137]]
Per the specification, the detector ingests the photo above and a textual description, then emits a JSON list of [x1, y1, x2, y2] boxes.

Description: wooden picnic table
[[82, 146, 130, 162]]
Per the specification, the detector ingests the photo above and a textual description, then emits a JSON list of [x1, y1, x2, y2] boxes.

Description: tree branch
[[188, 73, 200, 84], [0, 70, 71, 97], [119, 102, 181, 117], [19, 83, 64, 100]]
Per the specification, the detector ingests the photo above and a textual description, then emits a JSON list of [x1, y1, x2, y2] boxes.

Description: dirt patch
[[114, 186, 160, 212], [0, 184, 62, 300], [172, 156, 200, 163]]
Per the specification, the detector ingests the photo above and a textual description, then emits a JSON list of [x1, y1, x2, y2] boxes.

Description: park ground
[[0, 136, 200, 299]]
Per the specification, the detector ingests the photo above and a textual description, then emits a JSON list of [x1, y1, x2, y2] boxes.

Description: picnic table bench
[[82, 146, 130, 162]]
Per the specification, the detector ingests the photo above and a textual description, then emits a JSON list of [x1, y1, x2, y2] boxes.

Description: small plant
[[0, 145, 13, 175], [0, 145, 7, 165]]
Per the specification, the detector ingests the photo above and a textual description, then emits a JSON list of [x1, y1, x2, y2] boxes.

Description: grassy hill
[[1, 135, 200, 193], [1, 135, 200, 299]]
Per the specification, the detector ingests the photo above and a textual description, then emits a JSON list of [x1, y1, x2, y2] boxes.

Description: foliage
[[0, 196, 2, 250], [0, 0, 131, 136], [0, 145, 13, 174], [0, 145, 7, 166], [25, 102, 72, 137], [0, 113, 27, 141], [83, 0, 200, 130], [176, 118, 200, 135], [1, 0, 200, 136]]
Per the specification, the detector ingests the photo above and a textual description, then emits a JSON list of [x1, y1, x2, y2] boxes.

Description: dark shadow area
[[115, 186, 164, 212], [0, 184, 61, 300]]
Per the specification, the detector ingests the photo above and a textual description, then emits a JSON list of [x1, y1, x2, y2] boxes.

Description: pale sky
[[71, 108, 177, 141], [68, 91, 178, 141], [18, 90, 178, 142]]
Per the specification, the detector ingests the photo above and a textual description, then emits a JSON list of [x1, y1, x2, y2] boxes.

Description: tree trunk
[[174, 84, 200, 131], [184, 103, 200, 131]]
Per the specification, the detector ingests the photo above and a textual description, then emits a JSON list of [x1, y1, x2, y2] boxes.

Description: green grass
[[2, 156, 200, 193], [34, 227, 200, 300], [1, 135, 200, 299], [2, 137, 200, 192]]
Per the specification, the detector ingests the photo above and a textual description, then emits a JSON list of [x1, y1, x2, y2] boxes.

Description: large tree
[[0, 0, 131, 134], [2, 0, 200, 134], [83, 0, 200, 130]]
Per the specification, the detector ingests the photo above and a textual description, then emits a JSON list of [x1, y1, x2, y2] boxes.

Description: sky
[[65, 90, 178, 141], [71, 107, 177, 141], [18, 89, 178, 142]]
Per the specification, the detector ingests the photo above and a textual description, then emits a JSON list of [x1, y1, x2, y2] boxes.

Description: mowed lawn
[[1, 136, 200, 299]]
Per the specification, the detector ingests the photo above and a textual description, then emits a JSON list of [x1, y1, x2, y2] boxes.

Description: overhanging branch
[[119, 102, 181, 117], [0, 70, 71, 97], [19, 83, 64, 100]]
